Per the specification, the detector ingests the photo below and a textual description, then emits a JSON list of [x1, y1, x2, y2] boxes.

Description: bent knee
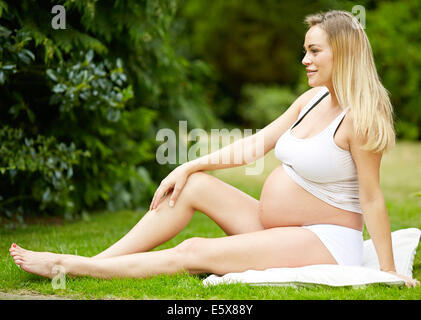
[[181, 171, 212, 198], [175, 237, 209, 271], [184, 171, 211, 189], [175, 237, 205, 255], [154, 172, 211, 212]]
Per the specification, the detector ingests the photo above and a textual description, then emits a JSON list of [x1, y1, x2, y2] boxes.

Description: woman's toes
[[13, 253, 23, 260], [10, 248, 23, 256], [13, 258, 23, 266], [14, 244, 24, 252], [11, 243, 20, 251], [10, 244, 27, 256]]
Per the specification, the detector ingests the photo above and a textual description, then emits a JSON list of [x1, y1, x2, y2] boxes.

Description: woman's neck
[[325, 84, 341, 110]]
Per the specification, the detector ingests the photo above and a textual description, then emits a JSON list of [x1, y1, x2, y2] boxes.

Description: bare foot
[[9, 243, 65, 279]]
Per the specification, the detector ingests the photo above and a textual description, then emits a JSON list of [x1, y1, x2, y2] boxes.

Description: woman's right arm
[[150, 87, 320, 210], [184, 86, 320, 173]]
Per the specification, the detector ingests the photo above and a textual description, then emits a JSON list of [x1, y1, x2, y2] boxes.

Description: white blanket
[[203, 228, 421, 287]]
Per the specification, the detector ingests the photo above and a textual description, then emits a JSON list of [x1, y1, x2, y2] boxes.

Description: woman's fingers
[[399, 275, 419, 288], [385, 271, 420, 288], [150, 185, 168, 210], [150, 181, 185, 210], [168, 184, 183, 207], [405, 277, 419, 288], [149, 189, 158, 210], [407, 278, 420, 288]]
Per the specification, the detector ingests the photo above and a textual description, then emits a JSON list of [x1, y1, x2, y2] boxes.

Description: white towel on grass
[[203, 228, 421, 288]]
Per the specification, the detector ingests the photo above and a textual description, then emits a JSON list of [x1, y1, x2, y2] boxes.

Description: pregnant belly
[[258, 165, 363, 231]]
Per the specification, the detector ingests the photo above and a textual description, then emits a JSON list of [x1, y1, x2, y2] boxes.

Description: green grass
[[1, 141, 421, 300]]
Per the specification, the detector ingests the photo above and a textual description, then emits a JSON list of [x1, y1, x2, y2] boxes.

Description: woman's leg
[[91, 172, 264, 259], [9, 226, 336, 279]]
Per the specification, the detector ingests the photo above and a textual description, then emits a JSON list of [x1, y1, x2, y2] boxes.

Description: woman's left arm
[[349, 129, 420, 288]]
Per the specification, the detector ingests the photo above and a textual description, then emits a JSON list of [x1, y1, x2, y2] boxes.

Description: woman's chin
[[307, 78, 324, 88]]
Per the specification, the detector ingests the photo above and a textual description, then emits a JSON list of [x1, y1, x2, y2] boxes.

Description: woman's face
[[302, 25, 334, 88]]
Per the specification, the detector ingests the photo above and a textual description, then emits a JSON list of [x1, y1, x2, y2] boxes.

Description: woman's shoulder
[[343, 109, 369, 151], [296, 86, 326, 114]]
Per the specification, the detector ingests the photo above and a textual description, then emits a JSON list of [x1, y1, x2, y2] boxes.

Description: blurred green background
[[1, 0, 420, 223]]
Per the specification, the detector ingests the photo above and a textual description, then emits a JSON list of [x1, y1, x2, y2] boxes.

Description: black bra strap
[[291, 91, 329, 129]]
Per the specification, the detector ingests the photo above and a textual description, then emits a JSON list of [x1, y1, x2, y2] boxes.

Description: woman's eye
[[303, 49, 319, 54]]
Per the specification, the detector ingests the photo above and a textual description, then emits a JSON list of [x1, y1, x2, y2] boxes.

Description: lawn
[[0, 141, 420, 300]]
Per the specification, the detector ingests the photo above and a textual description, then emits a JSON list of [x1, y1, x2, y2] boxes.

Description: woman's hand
[[149, 163, 193, 211], [385, 271, 420, 288]]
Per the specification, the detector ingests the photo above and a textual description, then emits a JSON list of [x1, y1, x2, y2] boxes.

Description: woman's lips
[[307, 70, 317, 76]]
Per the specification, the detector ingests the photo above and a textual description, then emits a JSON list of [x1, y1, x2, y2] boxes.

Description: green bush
[[0, 126, 88, 217], [0, 0, 218, 222], [367, 0, 421, 140]]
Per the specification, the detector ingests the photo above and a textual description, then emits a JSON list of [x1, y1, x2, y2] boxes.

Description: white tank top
[[274, 86, 362, 214]]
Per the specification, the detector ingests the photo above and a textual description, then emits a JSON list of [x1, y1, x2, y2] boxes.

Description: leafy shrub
[[0, 126, 88, 217], [367, 0, 421, 140], [0, 0, 218, 222]]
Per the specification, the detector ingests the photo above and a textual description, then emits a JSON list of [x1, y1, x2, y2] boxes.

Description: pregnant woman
[[9, 10, 419, 287]]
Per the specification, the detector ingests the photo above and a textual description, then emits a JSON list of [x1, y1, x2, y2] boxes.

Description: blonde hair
[[304, 10, 395, 154]]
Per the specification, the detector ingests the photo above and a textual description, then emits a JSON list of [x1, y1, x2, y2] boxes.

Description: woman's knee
[[185, 171, 211, 190], [154, 172, 210, 212], [182, 172, 211, 195], [174, 237, 208, 271], [175, 237, 204, 254]]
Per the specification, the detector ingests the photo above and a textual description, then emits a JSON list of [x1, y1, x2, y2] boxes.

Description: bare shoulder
[[343, 110, 367, 149], [256, 86, 325, 154], [295, 86, 324, 114], [342, 110, 356, 148]]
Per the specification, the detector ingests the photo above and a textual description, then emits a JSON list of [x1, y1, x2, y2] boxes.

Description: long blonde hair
[[304, 10, 395, 154]]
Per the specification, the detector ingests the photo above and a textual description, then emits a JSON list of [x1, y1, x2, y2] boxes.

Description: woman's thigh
[[178, 226, 337, 275], [162, 172, 264, 235]]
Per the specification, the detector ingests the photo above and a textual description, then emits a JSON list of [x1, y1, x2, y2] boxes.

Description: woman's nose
[[302, 52, 311, 66]]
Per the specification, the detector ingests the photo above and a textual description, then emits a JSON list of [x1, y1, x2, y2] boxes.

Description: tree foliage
[[367, 0, 421, 140], [0, 0, 218, 221]]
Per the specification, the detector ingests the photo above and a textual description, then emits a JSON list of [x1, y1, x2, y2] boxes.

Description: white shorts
[[302, 224, 363, 266]]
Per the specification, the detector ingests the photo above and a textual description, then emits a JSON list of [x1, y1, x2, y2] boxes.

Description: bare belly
[[258, 165, 363, 231]]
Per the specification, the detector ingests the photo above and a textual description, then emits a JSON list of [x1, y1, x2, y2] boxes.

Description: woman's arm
[[150, 137, 258, 209], [359, 190, 420, 286], [349, 133, 395, 271], [150, 87, 321, 209], [360, 192, 396, 272], [183, 133, 262, 174], [184, 87, 321, 174], [349, 122, 419, 287]]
